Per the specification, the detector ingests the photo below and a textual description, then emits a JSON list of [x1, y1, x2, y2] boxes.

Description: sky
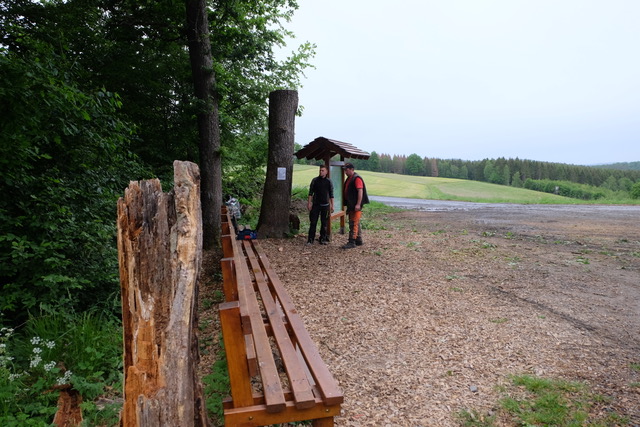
[[280, 0, 640, 165]]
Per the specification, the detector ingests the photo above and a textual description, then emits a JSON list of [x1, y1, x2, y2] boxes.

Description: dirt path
[[202, 203, 640, 426]]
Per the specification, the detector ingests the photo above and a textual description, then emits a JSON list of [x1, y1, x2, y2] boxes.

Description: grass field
[[293, 164, 576, 204]]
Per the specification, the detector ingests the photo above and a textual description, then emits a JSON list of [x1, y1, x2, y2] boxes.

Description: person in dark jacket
[[307, 165, 334, 245], [341, 162, 369, 249]]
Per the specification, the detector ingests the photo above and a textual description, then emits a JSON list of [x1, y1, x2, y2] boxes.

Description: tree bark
[[257, 90, 298, 237], [117, 161, 209, 427], [186, 0, 221, 250]]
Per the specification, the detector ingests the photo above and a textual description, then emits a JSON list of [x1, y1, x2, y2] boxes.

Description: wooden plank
[[244, 334, 258, 377], [312, 417, 335, 427], [221, 234, 234, 259], [219, 301, 254, 408], [220, 257, 238, 302], [252, 241, 344, 406], [232, 238, 252, 334], [243, 241, 315, 410], [235, 241, 286, 413], [224, 399, 340, 427]]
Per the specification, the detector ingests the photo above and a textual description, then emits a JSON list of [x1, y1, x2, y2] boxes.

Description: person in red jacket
[[341, 162, 369, 249]]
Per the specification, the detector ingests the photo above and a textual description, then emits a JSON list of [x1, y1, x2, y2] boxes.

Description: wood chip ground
[[199, 204, 640, 426]]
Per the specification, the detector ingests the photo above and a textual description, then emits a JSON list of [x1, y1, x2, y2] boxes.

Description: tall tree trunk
[[186, 0, 221, 250], [257, 90, 298, 237], [117, 161, 209, 426]]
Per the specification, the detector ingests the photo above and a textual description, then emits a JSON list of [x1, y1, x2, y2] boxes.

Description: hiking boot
[[341, 241, 356, 249], [320, 239, 329, 245], [306, 240, 313, 245], [355, 238, 363, 246]]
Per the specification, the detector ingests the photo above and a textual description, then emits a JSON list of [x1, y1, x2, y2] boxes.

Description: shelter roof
[[294, 137, 370, 161]]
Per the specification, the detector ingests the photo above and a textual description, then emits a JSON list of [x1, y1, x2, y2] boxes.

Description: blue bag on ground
[[237, 228, 257, 240]]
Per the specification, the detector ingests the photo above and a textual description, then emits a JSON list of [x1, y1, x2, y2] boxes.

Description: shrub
[[0, 311, 123, 425]]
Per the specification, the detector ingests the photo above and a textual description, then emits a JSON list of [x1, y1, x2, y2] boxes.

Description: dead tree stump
[[117, 160, 209, 426]]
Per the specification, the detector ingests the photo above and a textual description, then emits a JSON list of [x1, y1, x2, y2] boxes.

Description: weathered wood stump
[[117, 160, 209, 426]]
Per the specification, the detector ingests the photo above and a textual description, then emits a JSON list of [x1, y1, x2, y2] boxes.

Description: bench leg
[[219, 301, 254, 408], [312, 417, 334, 427]]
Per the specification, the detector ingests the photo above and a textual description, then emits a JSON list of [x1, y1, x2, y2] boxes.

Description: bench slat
[[252, 241, 344, 406], [243, 241, 316, 410]]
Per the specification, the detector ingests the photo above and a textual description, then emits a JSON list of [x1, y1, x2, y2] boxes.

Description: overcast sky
[[282, 0, 640, 165]]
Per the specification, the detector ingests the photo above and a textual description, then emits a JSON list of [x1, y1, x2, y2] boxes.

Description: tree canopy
[[0, 0, 314, 325]]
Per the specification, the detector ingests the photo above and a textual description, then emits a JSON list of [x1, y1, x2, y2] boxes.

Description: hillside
[[592, 161, 640, 171], [293, 165, 575, 204]]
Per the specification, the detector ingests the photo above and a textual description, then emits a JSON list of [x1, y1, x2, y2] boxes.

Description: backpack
[[236, 228, 257, 240]]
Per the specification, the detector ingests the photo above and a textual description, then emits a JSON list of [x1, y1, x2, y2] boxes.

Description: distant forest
[[592, 161, 640, 171], [296, 152, 640, 196]]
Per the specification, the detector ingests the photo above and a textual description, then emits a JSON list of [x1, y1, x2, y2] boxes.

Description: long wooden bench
[[219, 207, 343, 426]]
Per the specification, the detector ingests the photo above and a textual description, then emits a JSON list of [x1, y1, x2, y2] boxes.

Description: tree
[[0, 46, 143, 324], [631, 182, 640, 199], [379, 154, 393, 173], [0, 0, 314, 322], [405, 154, 425, 176], [368, 151, 380, 172], [186, 0, 222, 250], [257, 90, 298, 237], [601, 176, 618, 192], [512, 171, 523, 188], [503, 165, 511, 186]]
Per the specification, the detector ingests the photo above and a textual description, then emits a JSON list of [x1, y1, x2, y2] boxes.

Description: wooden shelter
[[294, 137, 370, 238]]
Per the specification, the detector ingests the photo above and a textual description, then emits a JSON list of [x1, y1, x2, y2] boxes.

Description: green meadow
[[293, 164, 575, 204]]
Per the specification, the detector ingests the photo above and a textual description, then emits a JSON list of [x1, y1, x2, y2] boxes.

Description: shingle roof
[[295, 137, 370, 161]]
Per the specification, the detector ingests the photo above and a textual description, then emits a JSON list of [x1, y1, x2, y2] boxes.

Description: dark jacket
[[344, 173, 369, 211], [309, 176, 334, 206]]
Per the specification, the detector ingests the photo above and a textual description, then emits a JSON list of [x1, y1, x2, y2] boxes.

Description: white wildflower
[[30, 355, 42, 368], [44, 361, 56, 372], [57, 370, 73, 385], [45, 340, 55, 349], [30, 337, 42, 345]]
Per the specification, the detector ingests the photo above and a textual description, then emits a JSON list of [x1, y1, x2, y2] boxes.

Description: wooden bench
[[219, 207, 343, 426]]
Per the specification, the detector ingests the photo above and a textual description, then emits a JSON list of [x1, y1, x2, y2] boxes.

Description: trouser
[[347, 210, 362, 243], [308, 204, 330, 242]]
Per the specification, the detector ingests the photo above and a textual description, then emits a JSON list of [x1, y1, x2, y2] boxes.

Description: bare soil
[[200, 203, 640, 426]]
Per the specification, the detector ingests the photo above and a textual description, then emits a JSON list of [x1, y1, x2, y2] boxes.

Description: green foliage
[[460, 374, 628, 426], [499, 375, 589, 426], [350, 152, 640, 195], [405, 153, 425, 176], [631, 182, 640, 199], [511, 171, 523, 188], [0, 312, 123, 426], [592, 161, 640, 171], [0, 47, 146, 325], [524, 179, 606, 200], [203, 335, 230, 424]]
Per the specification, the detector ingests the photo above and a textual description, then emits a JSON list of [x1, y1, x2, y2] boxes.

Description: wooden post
[[117, 160, 210, 426]]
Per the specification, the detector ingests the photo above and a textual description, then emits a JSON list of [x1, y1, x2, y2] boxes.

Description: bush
[[0, 49, 146, 326], [631, 182, 640, 199], [524, 179, 606, 200], [0, 311, 123, 425]]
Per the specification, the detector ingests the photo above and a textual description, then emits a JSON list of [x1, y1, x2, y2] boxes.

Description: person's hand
[[355, 204, 361, 211], [307, 202, 312, 211]]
